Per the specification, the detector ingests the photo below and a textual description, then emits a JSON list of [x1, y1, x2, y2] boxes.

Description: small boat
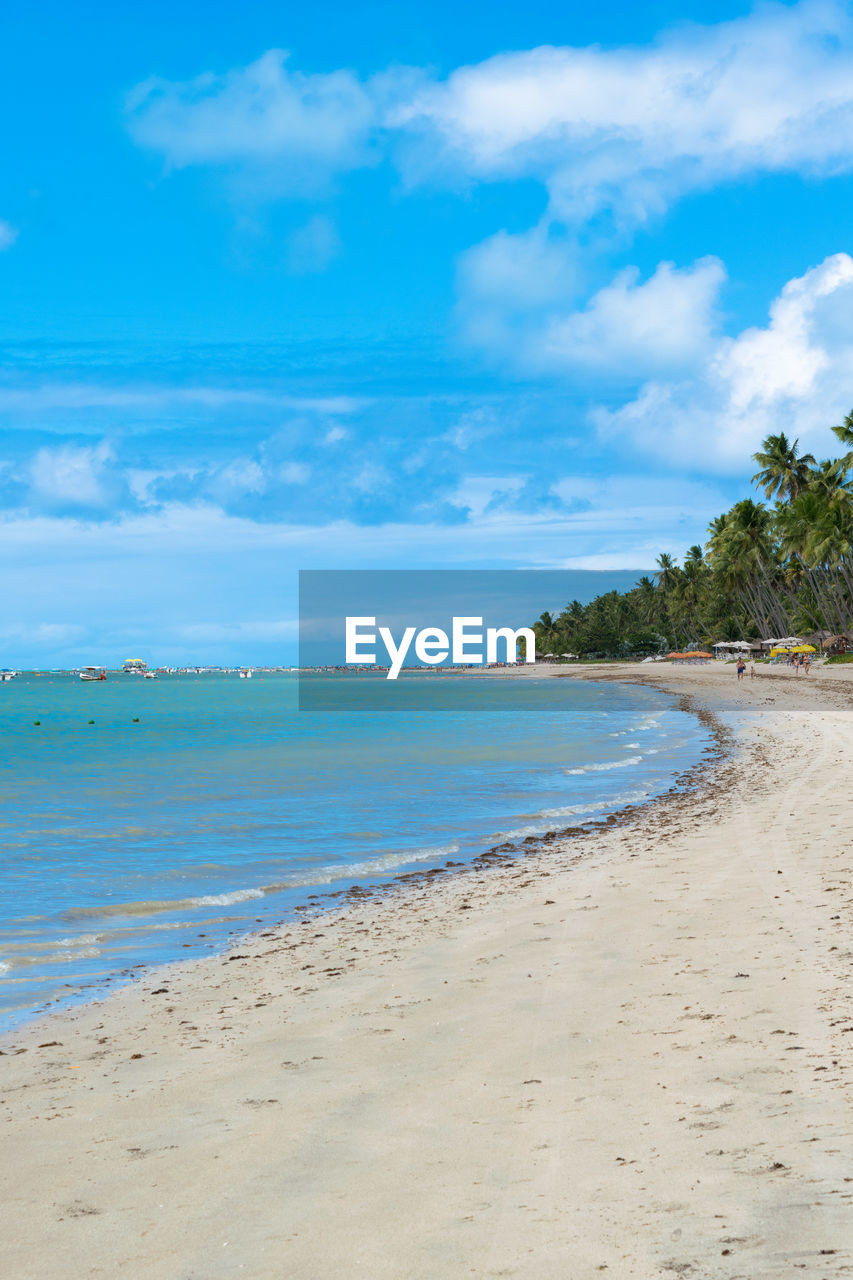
[[79, 666, 107, 682], [143, 671, 157, 679], [239, 667, 253, 679], [0, 669, 16, 682]]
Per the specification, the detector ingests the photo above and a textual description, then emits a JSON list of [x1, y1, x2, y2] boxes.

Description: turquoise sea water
[[0, 672, 712, 1030]]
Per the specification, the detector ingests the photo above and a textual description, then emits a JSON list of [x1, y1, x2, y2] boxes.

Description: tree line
[[532, 416, 853, 658]]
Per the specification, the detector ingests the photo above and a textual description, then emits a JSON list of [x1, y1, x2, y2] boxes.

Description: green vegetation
[[532, 418, 853, 659]]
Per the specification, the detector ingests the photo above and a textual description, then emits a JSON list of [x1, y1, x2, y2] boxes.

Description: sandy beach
[[2, 663, 853, 1279]]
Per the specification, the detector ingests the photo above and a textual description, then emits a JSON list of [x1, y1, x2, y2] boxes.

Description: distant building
[[122, 658, 148, 673]]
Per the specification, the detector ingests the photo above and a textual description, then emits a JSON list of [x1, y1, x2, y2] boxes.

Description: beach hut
[[812, 633, 850, 655]]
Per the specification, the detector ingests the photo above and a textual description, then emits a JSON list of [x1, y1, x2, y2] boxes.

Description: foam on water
[[565, 756, 644, 775]]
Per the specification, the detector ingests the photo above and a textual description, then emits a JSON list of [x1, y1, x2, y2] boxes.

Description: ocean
[[0, 671, 712, 1030]]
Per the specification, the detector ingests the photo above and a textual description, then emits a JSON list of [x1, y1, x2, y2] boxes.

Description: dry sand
[[2, 662, 853, 1279]]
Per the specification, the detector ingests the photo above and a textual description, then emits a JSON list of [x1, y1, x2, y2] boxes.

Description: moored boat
[[0, 669, 16, 682], [79, 666, 107, 682]]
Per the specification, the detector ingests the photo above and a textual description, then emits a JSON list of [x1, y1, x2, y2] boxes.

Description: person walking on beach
[[737, 658, 746, 680], [750, 661, 755, 679]]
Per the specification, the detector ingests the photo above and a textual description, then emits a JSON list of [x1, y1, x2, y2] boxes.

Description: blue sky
[[4, 0, 853, 665]]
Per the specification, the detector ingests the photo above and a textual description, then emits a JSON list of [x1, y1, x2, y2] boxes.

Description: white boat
[[239, 667, 253, 679], [0, 669, 16, 682], [143, 671, 157, 679], [79, 666, 107, 682]]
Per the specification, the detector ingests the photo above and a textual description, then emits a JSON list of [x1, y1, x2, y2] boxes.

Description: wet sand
[[2, 662, 852, 1278]]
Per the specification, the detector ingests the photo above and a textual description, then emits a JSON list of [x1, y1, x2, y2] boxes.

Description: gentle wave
[[193, 888, 266, 907], [565, 755, 643, 775], [0, 675, 712, 1032], [494, 788, 649, 842], [1, 947, 103, 970], [60, 841, 464, 924]]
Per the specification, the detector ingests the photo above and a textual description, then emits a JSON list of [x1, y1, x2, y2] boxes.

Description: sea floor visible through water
[[0, 671, 714, 1029]]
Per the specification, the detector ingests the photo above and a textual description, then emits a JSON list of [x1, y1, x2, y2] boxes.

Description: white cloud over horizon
[[0, 384, 363, 415]]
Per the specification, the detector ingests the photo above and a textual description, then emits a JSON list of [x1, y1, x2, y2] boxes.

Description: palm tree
[[534, 611, 558, 655], [634, 576, 658, 624], [831, 409, 853, 455], [654, 552, 678, 593], [707, 499, 791, 636], [751, 433, 816, 501], [808, 458, 853, 506]]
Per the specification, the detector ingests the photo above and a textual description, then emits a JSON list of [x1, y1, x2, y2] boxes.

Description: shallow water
[[0, 671, 711, 1028]]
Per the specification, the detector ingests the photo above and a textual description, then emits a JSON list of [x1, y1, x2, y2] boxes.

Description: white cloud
[[212, 458, 267, 497], [393, 1, 853, 227], [127, 50, 378, 193], [126, 5, 853, 229], [442, 407, 499, 451], [713, 252, 853, 410], [29, 443, 114, 506], [280, 461, 310, 484], [458, 246, 725, 375], [456, 226, 582, 358], [541, 258, 724, 374], [287, 214, 341, 274], [351, 462, 392, 494], [458, 225, 578, 309], [0, 220, 17, 250], [449, 475, 526, 517], [598, 252, 853, 468], [0, 384, 362, 415]]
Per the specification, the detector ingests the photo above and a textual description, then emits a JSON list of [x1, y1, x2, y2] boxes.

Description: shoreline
[[2, 664, 853, 1276], [0, 671, 712, 1036]]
